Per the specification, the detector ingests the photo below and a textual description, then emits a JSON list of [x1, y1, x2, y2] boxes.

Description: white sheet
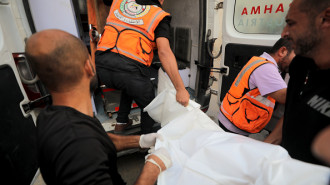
[[143, 69, 330, 185]]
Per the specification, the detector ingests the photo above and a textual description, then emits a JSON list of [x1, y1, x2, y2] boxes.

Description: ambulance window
[[234, 0, 292, 34]]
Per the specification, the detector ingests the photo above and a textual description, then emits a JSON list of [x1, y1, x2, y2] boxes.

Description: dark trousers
[[97, 67, 156, 134]]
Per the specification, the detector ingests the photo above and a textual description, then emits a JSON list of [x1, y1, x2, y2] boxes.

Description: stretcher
[[144, 70, 330, 185]]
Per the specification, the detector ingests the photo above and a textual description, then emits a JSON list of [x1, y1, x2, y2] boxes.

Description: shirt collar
[[259, 52, 278, 67], [136, 0, 161, 7]]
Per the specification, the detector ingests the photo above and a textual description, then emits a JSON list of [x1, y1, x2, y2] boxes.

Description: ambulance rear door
[[161, 0, 222, 112], [0, 0, 47, 184]]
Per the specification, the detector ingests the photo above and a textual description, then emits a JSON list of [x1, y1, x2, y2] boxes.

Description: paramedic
[[96, 0, 189, 134], [26, 29, 171, 185], [218, 38, 295, 136], [281, 0, 330, 166]]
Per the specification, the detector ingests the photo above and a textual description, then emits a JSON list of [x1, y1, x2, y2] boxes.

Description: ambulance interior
[[74, 0, 201, 90]]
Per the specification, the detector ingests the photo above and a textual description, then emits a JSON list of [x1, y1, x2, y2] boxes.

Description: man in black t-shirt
[[25, 29, 172, 185], [281, 0, 330, 166], [96, 0, 189, 134]]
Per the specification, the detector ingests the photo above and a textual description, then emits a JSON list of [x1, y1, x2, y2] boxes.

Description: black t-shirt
[[104, 0, 162, 9], [282, 56, 330, 166], [37, 106, 125, 185]]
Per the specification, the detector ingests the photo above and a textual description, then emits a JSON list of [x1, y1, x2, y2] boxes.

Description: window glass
[[234, 0, 292, 34]]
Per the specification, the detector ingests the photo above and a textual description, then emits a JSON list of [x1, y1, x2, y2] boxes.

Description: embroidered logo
[[307, 95, 330, 118], [114, 0, 150, 25]]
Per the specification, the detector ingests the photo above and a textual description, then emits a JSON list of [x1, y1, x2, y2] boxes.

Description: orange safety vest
[[97, 0, 169, 66], [220, 56, 276, 133]]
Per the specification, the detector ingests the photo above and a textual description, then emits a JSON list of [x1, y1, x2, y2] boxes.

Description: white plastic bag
[[144, 69, 200, 127], [145, 71, 330, 185], [156, 120, 330, 185], [156, 68, 174, 95]]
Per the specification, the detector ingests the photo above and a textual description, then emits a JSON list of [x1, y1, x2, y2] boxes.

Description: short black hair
[[26, 32, 89, 92], [298, 0, 330, 18], [269, 38, 293, 55]]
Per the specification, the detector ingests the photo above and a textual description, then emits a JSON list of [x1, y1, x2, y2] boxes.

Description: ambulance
[[0, 0, 290, 184]]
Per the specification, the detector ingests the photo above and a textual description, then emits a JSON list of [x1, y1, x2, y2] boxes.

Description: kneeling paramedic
[[218, 38, 295, 137]]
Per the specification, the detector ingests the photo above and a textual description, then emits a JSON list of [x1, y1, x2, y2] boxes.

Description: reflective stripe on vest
[[245, 91, 275, 108], [235, 60, 264, 86], [105, 22, 150, 39], [220, 56, 277, 133], [147, 10, 164, 32], [117, 47, 146, 64], [97, 0, 169, 66]]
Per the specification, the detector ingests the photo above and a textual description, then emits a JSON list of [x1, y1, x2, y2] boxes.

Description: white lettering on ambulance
[[237, 18, 284, 28]]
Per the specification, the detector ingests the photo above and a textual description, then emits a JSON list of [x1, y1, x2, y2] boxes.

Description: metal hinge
[[22, 94, 51, 113], [210, 89, 219, 96], [210, 67, 227, 74], [215, 2, 223, 10]]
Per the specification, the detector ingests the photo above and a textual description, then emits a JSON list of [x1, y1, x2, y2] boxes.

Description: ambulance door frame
[[0, 1, 40, 184], [193, 0, 216, 110]]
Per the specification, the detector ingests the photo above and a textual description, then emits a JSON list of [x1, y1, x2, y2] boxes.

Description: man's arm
[[251, 63, 287, 104], [264, 116, 283, 144], [107, 133, 159, 151], [135, 155, 164, 185], [312, 126, 330, 166], [267, 88, 287, 104], [135, 148, 171, 185], [108, 133, 140, 151], [156, 37, 190, 107]]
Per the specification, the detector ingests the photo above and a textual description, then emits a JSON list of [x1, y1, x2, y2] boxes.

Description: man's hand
[[146, 147, 172, 172], [139, 133, 161, 148], [176, 88, 190, 107], [263, 117, 283, 145]]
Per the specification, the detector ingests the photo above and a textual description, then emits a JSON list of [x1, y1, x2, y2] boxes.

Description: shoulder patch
[[115, 0, 151, 25], [120, 0, 150, 18]]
